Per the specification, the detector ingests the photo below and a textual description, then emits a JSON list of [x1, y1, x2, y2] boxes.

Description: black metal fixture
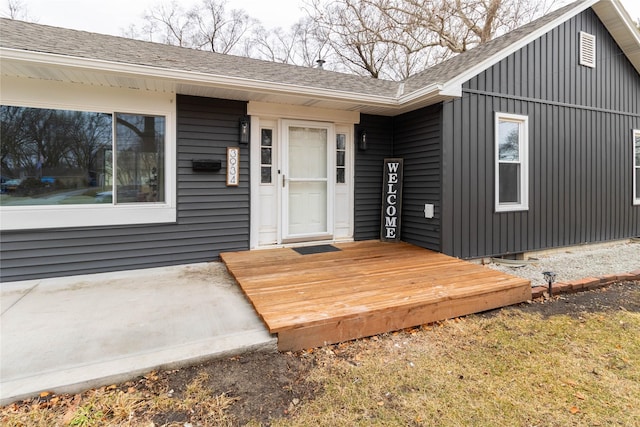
[[358, 130, 367, 151], [239, 117, 249, 144], [542, 271, 556, 297], [192, 159, 222, 172]]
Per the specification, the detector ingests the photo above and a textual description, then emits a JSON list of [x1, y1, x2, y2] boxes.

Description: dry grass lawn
[[2, 286, 639, 426], [278, 304, 640, 426]]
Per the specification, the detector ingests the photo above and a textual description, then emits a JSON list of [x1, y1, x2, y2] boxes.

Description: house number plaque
[[227, 147, 239, 186]]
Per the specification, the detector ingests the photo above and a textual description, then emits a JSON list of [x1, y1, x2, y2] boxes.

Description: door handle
[[282, 174, 286, 188]]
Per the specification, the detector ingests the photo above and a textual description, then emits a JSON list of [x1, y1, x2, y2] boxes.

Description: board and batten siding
[[393, 104, 442, 251], [441, 8, 640, 259], [354, 115, 394, 240], [0, 95, 250, 282]]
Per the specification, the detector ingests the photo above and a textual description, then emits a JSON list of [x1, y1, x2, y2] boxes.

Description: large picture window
[[634, 129, 640, 205], [0, 78, 175, 230], [0, 107, 165, 207], [495, 112, 529, 212]]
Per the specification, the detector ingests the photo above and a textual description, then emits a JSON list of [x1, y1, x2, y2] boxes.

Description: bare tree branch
[[2, 0, 37, 21], [121, 0, 559, 80], [306, 0, 558, 79]]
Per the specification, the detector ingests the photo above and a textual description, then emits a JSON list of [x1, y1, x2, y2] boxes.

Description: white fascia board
[[247, 101, 361, 124], [427, 0, 639, 93], [599, 0, 640, 45], [593, 0, 640, 74], [437, 83, 463, 98], [397, 82, 456, 105], [441, 0, 599, 91], [0, 48, 399, 108]]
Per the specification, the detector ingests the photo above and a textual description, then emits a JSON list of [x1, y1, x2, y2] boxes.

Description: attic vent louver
[[579, 31, 596, 68]]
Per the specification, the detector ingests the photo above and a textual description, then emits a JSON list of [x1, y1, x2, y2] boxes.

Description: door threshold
[[254, 237, 354, 250], [281, 235, 334, 245]]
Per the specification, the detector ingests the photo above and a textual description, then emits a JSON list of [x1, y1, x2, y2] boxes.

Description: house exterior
[[1, 0, 638, 282]]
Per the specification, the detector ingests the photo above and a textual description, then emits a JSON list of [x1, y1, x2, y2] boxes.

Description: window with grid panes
[[336, 133, 346, 183], [260, 128, 273, 184]]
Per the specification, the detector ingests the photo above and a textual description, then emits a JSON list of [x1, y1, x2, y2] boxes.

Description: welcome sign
[[381, 158, 403, 242]]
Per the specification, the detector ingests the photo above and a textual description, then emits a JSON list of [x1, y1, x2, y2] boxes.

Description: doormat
[[293, 244, 341, 255]]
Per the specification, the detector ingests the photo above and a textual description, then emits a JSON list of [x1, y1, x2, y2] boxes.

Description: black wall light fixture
[[358, 130, 367, 151], [239, 117, 250, 144]]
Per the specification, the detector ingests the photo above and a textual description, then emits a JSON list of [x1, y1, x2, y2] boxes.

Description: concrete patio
[[0, 262, 275, 405]]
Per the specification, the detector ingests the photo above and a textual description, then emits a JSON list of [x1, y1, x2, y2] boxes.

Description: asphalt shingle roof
[[0, 17, 400, 98], [2, 0, 631, 105], [403, 0, 591, 92]]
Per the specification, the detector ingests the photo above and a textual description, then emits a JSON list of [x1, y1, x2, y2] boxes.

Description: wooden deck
[[221, 241, 531, 351]]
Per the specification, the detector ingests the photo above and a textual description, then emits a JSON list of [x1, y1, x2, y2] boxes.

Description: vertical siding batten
[[354, 115, 394, 240], [442, 8, 640, 259], [393, 104, 442, 251]]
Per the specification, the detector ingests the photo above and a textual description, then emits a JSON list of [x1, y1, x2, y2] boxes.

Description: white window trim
[[634, 129, 640, 206], [334, 124, 355, 240], [495, 112, 529, 213], [0, 77, 176, 231]]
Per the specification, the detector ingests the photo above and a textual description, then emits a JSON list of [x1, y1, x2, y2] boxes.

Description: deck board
[[221, 241, 531, 350]]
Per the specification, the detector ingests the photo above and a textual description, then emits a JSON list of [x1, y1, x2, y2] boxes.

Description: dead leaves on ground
[[0, 369, 233, 427]]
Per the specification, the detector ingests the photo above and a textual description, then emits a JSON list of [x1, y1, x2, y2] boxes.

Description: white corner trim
[[398, 83, 445, 104], [438, 83, 463, 98], [634, 129, 640, 206]]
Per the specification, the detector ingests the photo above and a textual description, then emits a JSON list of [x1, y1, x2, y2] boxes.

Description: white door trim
[[280, 120, 335, 241], [250, 116, 354, 250]]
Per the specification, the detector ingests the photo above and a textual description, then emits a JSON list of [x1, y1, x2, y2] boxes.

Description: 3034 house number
[[227, 147, 239, 186]]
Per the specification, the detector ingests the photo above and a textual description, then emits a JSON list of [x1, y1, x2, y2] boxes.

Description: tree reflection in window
[[115, 113, 165, 203], [336, 134, 346, 183], [260, 128, 272, 184], [0, 106, 165, 206]]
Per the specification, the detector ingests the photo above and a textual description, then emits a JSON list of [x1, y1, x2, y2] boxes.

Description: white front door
[[282, 122, 333, 241], [251, 113, 353, 249]]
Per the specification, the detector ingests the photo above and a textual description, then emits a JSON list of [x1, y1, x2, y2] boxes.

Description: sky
[[2, 0, 639, 37], [3, 0, 307, 33]]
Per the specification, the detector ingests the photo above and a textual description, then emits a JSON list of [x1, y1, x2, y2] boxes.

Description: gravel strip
[[486, 240, 640, 286]]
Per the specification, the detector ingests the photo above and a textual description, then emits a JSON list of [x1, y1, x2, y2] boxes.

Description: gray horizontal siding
[[0, 95, 250, 281], [442, 9, 640, 259], [354, 115, 394, 240], [394, 104, 442, 251]]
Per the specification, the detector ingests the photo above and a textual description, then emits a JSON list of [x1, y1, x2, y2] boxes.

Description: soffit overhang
[[0, 48, 453, 117], [1, 0, 638, 118]]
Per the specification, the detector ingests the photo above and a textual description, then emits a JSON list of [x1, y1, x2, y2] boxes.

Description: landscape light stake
[[542, 271, 556, 297]]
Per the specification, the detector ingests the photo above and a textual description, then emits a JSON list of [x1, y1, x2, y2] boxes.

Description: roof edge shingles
[[403, 0, 595, 92], [0, 17, 400, 99], [1, 0, 637, 109]]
